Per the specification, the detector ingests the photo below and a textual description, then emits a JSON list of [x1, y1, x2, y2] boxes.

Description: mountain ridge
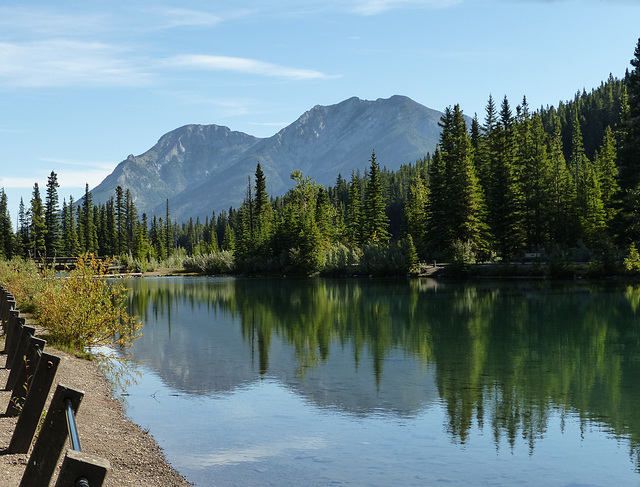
[[90, 95, 445, 222]]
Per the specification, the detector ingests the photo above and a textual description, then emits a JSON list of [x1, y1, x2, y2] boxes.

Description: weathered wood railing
[[0, 286, 111, 486]]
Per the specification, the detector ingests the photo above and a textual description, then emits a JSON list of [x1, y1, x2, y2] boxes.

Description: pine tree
[[548, 115, 577, 244], [346, 171, 364, 246], [63, 196, 80, 256], [594, 126, 619, 225], [115, 186, 126, 254], [125, 189, 138, 250], [253, 162, 273, 250], [618, 37, 640, 189], [403, 174, 428, 257], [16, 198, 29, 258], [428, 105, 487, 259], [0, 189, 14, 259], [489, 96, 524, 259], [363, 151, 390, 245], [82, 184, 98, 254], [44, 171, 61, 256], [29, 183, 47, 258]]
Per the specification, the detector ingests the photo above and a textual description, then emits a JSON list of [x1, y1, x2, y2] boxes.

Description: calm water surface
[[117, 277, 640, 486]]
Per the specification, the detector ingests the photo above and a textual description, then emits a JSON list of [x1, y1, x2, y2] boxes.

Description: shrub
[[358, 243, 408, 276], [30, 255, 141, 352], [183, 251, 235, 274], [321, 244, 362, 276], [624, 243, 640, 274]]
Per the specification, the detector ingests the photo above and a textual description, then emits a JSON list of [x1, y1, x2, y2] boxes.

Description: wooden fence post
[[19, 385, 84, 487], [54, 450, 110, 487], [5, 312, 26, 365], [4, 326, 36, 389], [8, 352, 61, 453], [5, 336, 47, 416], [2, 309, 20, 357]]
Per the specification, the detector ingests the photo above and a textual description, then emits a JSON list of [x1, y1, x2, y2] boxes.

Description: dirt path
[[0, 335, 193, 487]]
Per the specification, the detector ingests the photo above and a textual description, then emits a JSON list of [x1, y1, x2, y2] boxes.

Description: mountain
[[90, 95, 444, 222]]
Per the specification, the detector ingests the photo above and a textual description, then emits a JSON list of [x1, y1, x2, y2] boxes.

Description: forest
[[0, 37, 639, 277]]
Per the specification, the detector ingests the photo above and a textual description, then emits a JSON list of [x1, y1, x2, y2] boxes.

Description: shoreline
[[0, 334, 193, 487]]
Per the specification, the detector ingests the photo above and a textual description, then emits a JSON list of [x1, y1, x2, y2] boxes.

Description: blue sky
[[1, 0, 639, 223]]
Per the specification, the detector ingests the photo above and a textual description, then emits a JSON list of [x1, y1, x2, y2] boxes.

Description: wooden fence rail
[[0, 286, 111, 486]]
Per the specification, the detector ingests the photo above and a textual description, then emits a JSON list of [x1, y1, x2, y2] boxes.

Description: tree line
[[1, 37, 639, 276]]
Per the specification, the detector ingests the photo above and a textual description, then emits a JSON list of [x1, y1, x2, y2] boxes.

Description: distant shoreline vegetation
[[0, 38, 639, 279]]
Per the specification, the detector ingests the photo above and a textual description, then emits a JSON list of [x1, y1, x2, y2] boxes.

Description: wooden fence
[[0, 287, 110, 486]]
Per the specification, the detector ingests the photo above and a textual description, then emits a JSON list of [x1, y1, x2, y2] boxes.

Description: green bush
[[321, 244, 362, 276], [358, 243, 408, 276], [183, 251, 235, 274], [0, 255, 140, 353], [624, 243, 640, 274]]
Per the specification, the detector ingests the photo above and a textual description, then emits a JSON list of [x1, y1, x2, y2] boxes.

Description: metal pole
[[65, 398, 82, 452]]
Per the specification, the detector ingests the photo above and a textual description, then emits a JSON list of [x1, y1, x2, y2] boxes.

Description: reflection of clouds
[[179, 436, 327, 467]]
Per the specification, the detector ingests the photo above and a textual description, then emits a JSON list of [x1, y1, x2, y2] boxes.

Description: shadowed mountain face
[[90, 95, 444, 222]]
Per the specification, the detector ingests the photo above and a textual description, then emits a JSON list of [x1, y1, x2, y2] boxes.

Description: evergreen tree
[[44, 171, 61, 256], [363, 151, 390, 245], [63, 196, 80, 256], [517, 106, 553, 249], [548, 115, 577, 244], [253, 162, 273, 250], [115, 186, 126, 254], [618, 37, 640, 189], [0, 189, 14, 259], [125, 189, 138, 250], [594, 126, 619, 225], [29, 183, 47, 257], [346, 171, 364, 246], [403, 174, 428, 257], [82, 184, 98, 253], [165, 199, 172, 256], [489, 96, 524, 259], [16, 198, 29, 258], [428, 105, 487, 259]]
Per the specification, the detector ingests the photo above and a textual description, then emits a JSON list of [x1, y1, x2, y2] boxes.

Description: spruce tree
[[363, 151, 390, 245], [115, 186, 126, 254], [428, 105, 487, 259], [29, 183, 47, 258], [17, 198, 29, 258], [595, 126, 619, 225], [403, 174, 428, 257], [618, 37, 640, 189], [548, 115, 577, 244], [346, 171, 364, 246], [82, 184, 98, 254], [0, 190, 13, 259], [44, 171, 61, 256]]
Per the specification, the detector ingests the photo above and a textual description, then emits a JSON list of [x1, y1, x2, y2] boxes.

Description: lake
[[117, 276, 640, 486]]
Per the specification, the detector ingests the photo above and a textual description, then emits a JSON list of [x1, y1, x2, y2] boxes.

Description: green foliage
[[0, 255, 141, 353], [183, 251, 235, 274], [623, 243, 640, 274], [358, 243, 409, 276], [321, 243, 362, 276]]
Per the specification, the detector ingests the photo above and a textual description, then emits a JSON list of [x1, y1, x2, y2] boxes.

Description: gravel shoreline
[[0, 334, 193, 487]]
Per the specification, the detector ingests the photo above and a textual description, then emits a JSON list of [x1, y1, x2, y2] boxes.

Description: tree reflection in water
[[125, 277, 640, 471]]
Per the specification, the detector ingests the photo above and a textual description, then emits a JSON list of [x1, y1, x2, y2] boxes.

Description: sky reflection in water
[[117, 277, 640, 486]]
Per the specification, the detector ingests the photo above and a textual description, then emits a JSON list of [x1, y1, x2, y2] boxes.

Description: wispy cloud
[[0, 40, 151, 88], [350, 0, 461, 15], [0, 158, 115, 189], [38, 157, 116, 170], [164, 54, 336, 81], [0, 7, 111, 38], [145, 8, 224, 28]]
